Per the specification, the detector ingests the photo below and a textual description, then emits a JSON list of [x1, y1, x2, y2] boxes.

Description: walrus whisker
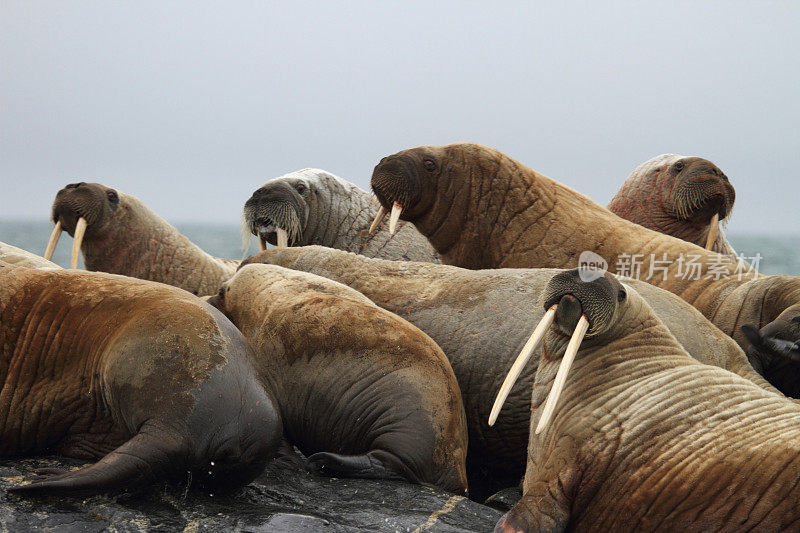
[[535, 314, 589, 435], [705, 213, 719, 251], [369, 205, 388, 235], [44, 220, 62, 261], [389, 202, 403, 235], [489, 305, 557, 427], [70, 217, 87, 269]]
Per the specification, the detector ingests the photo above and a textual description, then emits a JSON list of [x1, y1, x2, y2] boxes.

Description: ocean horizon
[[1, 219, 798, 277]]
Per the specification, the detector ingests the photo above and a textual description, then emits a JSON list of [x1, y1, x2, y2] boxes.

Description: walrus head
[[489, 268, 627, 433], [45, 182, 122, 268], [369, 145, 455, 235], [664, 156, 735, 225]]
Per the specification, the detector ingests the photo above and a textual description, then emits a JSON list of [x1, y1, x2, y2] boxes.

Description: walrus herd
[[2, 142, 797, 531]]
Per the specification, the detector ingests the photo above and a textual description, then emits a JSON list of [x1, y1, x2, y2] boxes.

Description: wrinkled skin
[[608, 154, 736, 255], [0, 241, 60, 270], [242, 169, 440, 262], [49, 182, 239, 295], [208, 264, 468, 495], [242, 246, 777, 499], [370, 143, 800, 396], [498, 270, 800, 532], [0, 263, 281, 496]]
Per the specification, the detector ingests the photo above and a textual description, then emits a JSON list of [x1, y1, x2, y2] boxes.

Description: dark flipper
[[742, 325, 800, 363], [307, 451, 408, 483]]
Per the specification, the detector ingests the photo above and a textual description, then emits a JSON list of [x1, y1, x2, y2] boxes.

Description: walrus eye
[[673, 161, 685, 172], [106, 190, 118, 204], [423, 159, 436, 171], [617, 288, 627, 302], [296, 183, 307, 194]]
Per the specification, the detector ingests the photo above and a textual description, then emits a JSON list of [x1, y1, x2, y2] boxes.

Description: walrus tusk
[[535, 314, 589, 435], [705, 213, 719, 250], [388, 202, 403, 235], [44, 220, 62, 261], [368, 205, 388, 235], [70, 217, 87, 269], [276, 228, 289, 248], [488, 306, 557, 427], [259, 237, 267, 251]]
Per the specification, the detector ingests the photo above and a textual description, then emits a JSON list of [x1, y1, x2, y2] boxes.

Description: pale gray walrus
[[494, 269, 800, 532], [241, 246, 776, 498], [0, 241, 60, 270], [45, 182, 239, 296], [0, 263, 281, 495], [242, 168, 440, 262], [207, 264, 468, 494], [369, 143, 800, 397], [608, 153, 736, 255]]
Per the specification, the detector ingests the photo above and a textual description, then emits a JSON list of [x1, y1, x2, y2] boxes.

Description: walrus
[[369, 143, 800, 396], [207, 263, 468, 495], [241, 246, 777, 498], [242, 168, 440, 262], [608, 153, 737, 255], [1, 263, 281, 495], [45, 182, 239, 295], [494, 269, 800, 532], [0, 241, 60, 270]]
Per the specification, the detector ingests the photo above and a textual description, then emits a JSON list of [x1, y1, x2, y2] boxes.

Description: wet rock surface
[[0, 457, 503, 532]]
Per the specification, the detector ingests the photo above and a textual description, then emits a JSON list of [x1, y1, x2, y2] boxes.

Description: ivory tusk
[[705, 213, 719, 250], [368, 205, 388, 235], [276, 228, 289, 248], [388, 202, 403, 235], [488, 306, 557, 427], [44, 220, 63, 261], [70, 217, 87, 269], [535, 314, 589, 435], [259, 237, 267, 251]]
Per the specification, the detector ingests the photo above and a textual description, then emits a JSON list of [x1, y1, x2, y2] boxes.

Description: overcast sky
[[1, 1, 798, 235]]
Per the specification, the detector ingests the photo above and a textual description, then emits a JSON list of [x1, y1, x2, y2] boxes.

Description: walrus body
[[46, 182, 238, 296], [208, 264, 468, 495], [0, 242, 60, 270], [370, 143, 800, 396], [242, 169, 440, 262], [242, 246, 775, 496], [608, 154, 736, 255], [0, 264, 281, 495], [497, 270, 800, 532]]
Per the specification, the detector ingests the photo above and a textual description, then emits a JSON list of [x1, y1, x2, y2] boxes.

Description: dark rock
[[1, 457, 503, 532]]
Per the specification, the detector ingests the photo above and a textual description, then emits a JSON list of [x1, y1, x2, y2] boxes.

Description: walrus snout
[[371, 154, 421, 212], [542, 269, 624, 337], [671, 158, 735, 221], [242, 180, 306, 249]]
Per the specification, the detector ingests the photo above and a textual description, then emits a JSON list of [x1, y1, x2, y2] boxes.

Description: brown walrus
[[1, 262, 281, 495], [207, 263, 468, 495], [242, 168, 440, 262], [369, 143, 800, 397], [608, 154, 737, 255], [495, 269, 800, 532], [45, 182, 239, 295], [241, 246, 777, 498]]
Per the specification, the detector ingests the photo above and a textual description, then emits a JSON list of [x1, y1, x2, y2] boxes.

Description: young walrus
[[45, 182, 239, 295], [241, 246, 779, 498], [369, 143, 800, 397], [0, 262, 281, 496], [608, 154, 736, 255], [494, 269, 800, 532], [242, 168, 440, 262], [207, 264, 469, 495]]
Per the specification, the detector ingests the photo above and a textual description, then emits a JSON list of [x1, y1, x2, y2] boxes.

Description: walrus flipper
[[307, 451, 409, 483], [8, 430, 175, 496]]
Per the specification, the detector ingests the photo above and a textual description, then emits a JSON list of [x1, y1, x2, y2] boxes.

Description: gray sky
[[2, 1, 798, 234]]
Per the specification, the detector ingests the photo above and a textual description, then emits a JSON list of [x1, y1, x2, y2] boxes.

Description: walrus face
[[242, 176, 311, 250], [46, 182, 121, 267], [489, 269, 627, 431], [370, 146, 450, 234], [667, 157, 735, 223]]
